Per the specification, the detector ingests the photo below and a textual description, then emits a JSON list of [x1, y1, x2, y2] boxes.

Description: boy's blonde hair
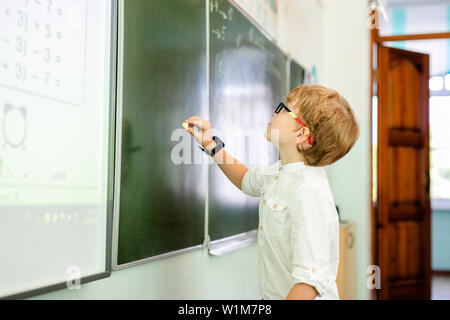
[[287, 84, 360, 167]]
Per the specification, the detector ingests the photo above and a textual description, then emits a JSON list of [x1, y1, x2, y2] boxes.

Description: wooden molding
[[376, 32, 450, 43], [433, 270, 450, 276]]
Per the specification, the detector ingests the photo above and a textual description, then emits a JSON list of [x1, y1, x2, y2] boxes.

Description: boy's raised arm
[[209, 145, 249, 190]]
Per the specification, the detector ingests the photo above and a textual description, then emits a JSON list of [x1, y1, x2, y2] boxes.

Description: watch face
[[213, 136, 223, 146]]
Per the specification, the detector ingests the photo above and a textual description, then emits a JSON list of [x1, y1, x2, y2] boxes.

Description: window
[[379, 0, 450, 36], [430, 95, 450, 200]]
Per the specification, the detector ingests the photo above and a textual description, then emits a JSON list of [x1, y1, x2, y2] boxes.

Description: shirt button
[[273, 204, 277, 209], [312, 267, 317, 273], [260, 225, 263, 230], [274, 175, 279, 180], [263, 199, 267, 205], [279, 167, 283, 171]]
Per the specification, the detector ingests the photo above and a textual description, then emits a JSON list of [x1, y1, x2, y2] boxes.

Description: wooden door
[[376, 45, 431, 299]]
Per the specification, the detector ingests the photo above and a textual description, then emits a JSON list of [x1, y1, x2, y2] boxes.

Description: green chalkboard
[[117, 0, 206, 266], [289, 59, 306, 91], [208, 0, 288, 241]]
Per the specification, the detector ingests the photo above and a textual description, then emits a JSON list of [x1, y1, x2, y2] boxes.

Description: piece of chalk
[[182, 122, 189, 129]]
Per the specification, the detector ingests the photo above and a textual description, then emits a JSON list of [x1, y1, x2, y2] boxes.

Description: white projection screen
[[0, 0, 117, 298]]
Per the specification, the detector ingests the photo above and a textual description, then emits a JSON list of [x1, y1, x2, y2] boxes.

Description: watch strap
[[199, 136, 225, 157]]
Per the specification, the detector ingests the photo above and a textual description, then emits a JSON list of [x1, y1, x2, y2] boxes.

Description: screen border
[[2, 0, 118, 300]]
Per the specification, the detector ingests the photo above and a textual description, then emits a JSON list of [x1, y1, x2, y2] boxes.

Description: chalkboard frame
[[2, 0, 118, 300]]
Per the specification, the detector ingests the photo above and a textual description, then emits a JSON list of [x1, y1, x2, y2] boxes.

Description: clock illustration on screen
[[2, 103, 27, 149]]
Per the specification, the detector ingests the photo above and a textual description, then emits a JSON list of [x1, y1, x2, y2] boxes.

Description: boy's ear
[[296, 127, 311, 144]]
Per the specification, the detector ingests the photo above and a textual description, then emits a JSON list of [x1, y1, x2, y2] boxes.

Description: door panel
[[387, 222, 424, 280], [388, 147, 420, 203], [377, 45, 431, 300], [389, 60, 421, 129]]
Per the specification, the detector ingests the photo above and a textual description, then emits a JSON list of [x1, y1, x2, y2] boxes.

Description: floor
[[432, 274, 450, 300]]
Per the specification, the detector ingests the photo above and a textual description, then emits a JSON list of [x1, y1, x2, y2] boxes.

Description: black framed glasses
[[273, 102, 312, 145]]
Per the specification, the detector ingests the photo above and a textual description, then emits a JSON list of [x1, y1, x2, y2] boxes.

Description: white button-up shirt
[[241, 160, 340, 300]]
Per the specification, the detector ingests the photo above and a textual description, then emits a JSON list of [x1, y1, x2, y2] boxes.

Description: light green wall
[[432, 210, 450, 270], [30, 244, 260, 299], [326, 124, 371, 300], [321, 0, 371, 300]]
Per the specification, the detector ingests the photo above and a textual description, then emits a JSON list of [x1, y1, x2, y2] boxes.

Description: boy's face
[[264, 101, 301, 149]]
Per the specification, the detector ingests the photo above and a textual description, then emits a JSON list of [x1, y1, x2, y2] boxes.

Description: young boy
[[183, 84, 360, 300]]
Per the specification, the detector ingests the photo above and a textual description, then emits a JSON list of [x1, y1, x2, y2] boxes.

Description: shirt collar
[[277, 159, 308, 172]]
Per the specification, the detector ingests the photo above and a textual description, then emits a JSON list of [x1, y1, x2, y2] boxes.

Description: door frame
[[369, 8, 450, 300]]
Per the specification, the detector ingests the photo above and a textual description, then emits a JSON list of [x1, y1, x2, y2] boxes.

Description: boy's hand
[[183, 116, 215, 149], [183, 116, 248, 191]]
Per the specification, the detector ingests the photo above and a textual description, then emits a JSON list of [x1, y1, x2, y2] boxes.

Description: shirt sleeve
[[289, 185, 334, 298], [240, 166, 265, 197]]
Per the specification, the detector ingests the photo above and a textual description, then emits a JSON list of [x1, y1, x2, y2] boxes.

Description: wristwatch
[[199, 136, 225, 157]]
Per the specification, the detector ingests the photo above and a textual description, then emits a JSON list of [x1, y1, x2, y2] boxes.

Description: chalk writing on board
[[236, 33, 243, 46], [214, 44, 281, 81], [210, 0, 234, 21], [211, 25, 227, 40], [232, 0, 277, 40], [211, 5, 281, 81], [0, 0, 87, 105], [247, 27, 265, 51], [210, 0, 280, 80], [215, 53, 224, 77]]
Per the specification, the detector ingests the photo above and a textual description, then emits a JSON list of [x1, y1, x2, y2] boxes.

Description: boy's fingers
[[185, 127, 196, 137], [186, 116, 205, 124], [188, 128, 202, 142], [195, 118, 210, 130], [185, 119, 204, 129], [185, 116, 202, 122], [185, 126, 199, 136]]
